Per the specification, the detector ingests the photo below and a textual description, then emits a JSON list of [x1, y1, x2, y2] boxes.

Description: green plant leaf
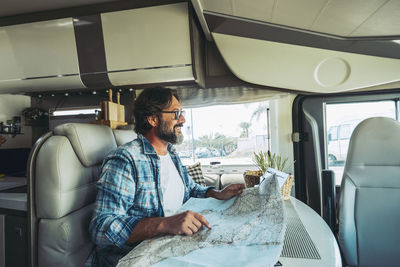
[[252, 150, 293, 172]]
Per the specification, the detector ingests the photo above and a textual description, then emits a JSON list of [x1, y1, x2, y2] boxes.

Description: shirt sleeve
[[89, 152, 139, 250]]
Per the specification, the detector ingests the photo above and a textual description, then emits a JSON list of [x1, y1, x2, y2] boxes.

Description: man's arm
[[126, 210, 211, 244], [89, 153, 141, 249], [125, 184, 244, 244], [206, 184, 245, 200]]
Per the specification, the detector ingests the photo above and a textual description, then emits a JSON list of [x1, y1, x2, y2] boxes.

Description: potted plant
[[252, 150, 291, 173], [244, 150, 291, 188]]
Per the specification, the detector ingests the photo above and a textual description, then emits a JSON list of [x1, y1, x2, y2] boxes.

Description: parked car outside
[[195, 147, 211, 158], [327, 120, 359, 165]]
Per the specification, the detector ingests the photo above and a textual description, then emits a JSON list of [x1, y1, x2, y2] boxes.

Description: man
[[87, 87, 244, 266]]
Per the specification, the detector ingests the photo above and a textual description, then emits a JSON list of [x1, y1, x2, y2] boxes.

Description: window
[[175, 101, 270, 167], [49, 106, 101, 130], [338, 124, 352, 140], [328, 126, 338, 141], [326, 101, 396, 185]]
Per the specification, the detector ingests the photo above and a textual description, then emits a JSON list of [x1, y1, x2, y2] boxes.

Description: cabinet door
[[5, 215, 28, 267], [0, 215, 4, 267]]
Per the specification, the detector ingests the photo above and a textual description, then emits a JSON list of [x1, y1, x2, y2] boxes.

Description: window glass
[[328, 126, 338, 141], [326, 101, 396, 185], [338, 124, 352, 139], [175, 101, 270, 166]]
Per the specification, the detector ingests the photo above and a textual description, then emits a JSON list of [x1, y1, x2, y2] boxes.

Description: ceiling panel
[[311, 0, 388, 36], [352, 0, 400, 37], [272, 0, 328, 29], [201, 0, 233, 15], [231, 0, 275, 22], [199, 0, 400, 37]]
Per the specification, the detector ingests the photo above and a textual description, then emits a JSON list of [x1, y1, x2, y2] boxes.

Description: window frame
[[292, 90, 400, 215]]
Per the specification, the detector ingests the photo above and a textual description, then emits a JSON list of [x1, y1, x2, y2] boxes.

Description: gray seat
[[113, 128, 137, 146], [337, 117, 400, 267], [27, 123, 136, 267]]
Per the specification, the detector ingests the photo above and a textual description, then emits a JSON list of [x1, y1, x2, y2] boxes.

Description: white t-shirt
[[159, 153, 185, 216]]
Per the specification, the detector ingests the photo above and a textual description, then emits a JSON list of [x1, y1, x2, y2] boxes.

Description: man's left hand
[[206, 184, 245, 200]]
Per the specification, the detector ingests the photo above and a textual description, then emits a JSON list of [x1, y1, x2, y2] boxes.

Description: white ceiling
[[3, 0, 399, 38], [199, 0, 400, 37]]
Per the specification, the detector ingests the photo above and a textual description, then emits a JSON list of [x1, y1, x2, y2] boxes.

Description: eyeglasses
[[161, 109, 186, 120]]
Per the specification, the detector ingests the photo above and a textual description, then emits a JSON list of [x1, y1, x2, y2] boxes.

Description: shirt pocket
[[134, 180, 159, 216]]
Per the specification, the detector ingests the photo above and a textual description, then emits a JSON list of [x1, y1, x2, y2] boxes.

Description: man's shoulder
[[109, 138, 145, 160]]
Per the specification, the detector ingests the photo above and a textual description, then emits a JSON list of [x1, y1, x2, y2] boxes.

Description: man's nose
[[178, 113, 186, 123]]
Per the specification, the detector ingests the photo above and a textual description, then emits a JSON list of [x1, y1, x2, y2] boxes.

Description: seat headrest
[[113, 129, 137, 146], [344, 117, 400, 186], [54, 123, 117, 167], [346, 117, 400, 166]]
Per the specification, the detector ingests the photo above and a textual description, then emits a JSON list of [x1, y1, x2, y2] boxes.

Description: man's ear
[[147, 115, 159, 127]]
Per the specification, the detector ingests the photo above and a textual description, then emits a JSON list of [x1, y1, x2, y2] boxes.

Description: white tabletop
[[279, 197, 342, 267], [119, 196, 342, 267], [0, 193, 27, 211], [0, 176, 26, 191]]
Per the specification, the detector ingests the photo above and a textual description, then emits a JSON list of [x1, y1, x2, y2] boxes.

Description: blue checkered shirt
[[86, 134, 212, 266]]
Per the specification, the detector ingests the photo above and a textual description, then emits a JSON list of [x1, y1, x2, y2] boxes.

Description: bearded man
[[87, 87, 244, 266]]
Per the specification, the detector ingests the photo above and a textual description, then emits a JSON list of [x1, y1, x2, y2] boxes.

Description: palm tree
[[195, 133, 238, 156], [196, 134, 214, 149], [238, 122, 251, 138], [251, 103, 269, 122]]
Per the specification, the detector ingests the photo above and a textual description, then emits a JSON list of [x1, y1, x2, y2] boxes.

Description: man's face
[[156, 96, 185, 145]]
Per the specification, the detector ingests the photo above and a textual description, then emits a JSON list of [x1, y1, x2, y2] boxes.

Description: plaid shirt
[[86, 134, 212, 266]]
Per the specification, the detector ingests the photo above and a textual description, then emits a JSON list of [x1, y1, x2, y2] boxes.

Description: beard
[[157, 119, 184, 145]]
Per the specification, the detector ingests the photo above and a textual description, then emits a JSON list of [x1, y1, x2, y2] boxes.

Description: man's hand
[[126, 210, 211, 244], [160, 210, 211, 236], [206, 183, 245, 200]]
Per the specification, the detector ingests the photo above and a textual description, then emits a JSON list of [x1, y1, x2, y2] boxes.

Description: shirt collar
[[137, 134, 177, 155]]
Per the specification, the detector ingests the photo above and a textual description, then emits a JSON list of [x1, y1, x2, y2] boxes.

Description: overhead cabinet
[[0, 2, 203, 94], [0, 18, 84, 93], [101, 2, 202, 87]]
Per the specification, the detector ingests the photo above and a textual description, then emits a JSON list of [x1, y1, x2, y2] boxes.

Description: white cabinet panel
[[0, 18, 80, 78], [101, 3, 194, 85], [0, 18, 83, 93]]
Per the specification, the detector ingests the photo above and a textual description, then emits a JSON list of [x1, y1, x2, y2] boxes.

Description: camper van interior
[[1, 0, 399, 266]]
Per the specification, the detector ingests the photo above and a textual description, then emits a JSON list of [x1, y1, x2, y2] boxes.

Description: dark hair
[[133, 87, 179, 135]]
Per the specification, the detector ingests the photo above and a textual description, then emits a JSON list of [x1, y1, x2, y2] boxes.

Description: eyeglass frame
[[160, 109, 186, 120]]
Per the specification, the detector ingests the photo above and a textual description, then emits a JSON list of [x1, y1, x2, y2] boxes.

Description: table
[[0, 193, 27, 211], [0, 176, 26, 192], [279, 197, 342, 267], [120, 196, 342, 267], [0, 177, 28, 267], [0, 177, 27, 211]]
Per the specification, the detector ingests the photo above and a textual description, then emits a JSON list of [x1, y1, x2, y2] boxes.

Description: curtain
[[136, 86, 290, 108]]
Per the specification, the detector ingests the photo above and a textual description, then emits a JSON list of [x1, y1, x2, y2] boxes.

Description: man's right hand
[[126, 210, 211, 244], [160, 210, 211, 236]]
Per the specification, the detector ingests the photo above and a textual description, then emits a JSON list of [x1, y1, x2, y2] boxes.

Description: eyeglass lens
[[175, 110, 185, 119]]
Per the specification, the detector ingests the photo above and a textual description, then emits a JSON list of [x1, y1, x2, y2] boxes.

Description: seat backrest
[[338, 117, 400, 267], [28, 123, 134, 267], [113, 129, 137, 146]]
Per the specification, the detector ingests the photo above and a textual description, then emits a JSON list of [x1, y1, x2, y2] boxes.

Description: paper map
[[118, 173, 286, 267]]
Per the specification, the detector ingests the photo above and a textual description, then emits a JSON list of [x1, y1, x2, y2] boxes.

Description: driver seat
[[337, 117, 400, 267]]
